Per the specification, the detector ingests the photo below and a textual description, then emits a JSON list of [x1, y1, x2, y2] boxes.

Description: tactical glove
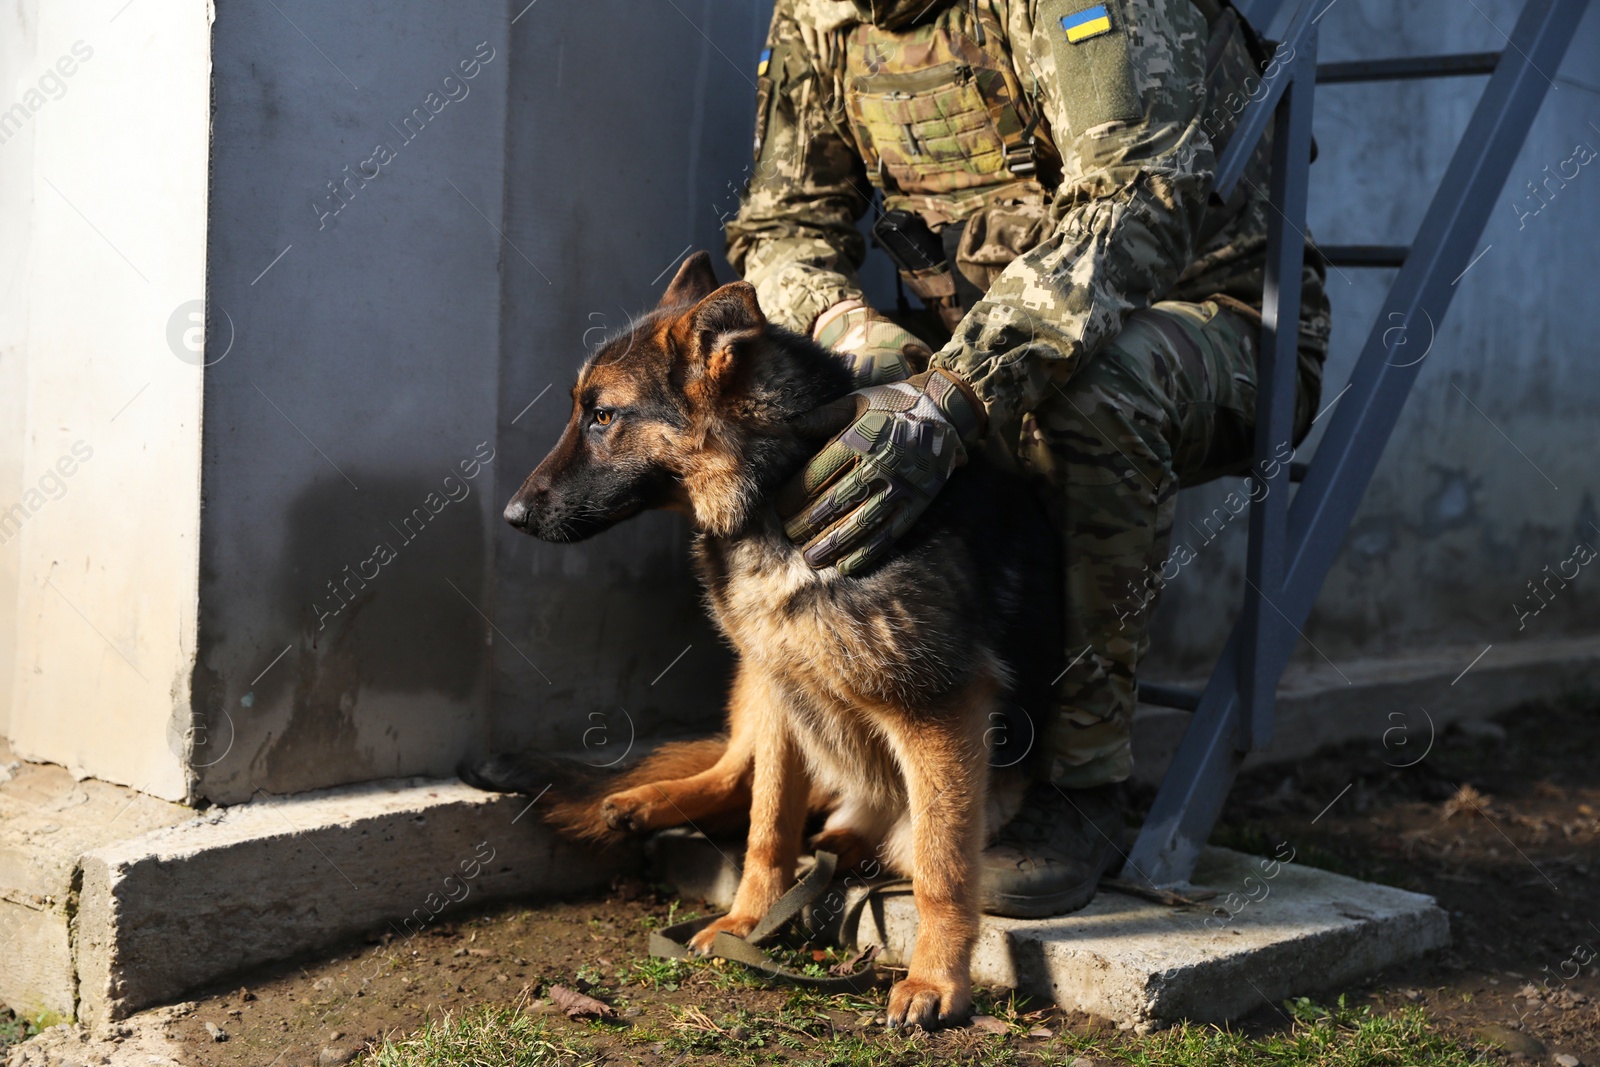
[[777, 368, 986, 576], [812, 300, 931, 388]]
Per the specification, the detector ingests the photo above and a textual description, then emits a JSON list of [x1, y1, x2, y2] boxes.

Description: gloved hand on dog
[[778, 368, 986, 576], [811, 299, 931, 388]]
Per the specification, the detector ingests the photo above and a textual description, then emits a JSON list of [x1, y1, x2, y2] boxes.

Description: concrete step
[[649, 830, 1449, 1031], [1, 743, 639, 1032], [0, 740, 190, 1022], [70, 777, 640, 1028]]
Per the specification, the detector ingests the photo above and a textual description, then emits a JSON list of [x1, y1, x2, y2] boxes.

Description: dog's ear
[[686, 282, 765, 384], [658, 250, 720, 308]]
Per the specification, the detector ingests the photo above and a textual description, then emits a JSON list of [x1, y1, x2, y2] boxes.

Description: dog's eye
[[593, 409, 613, 427]]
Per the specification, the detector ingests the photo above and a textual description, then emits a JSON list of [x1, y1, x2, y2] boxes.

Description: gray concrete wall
[[1144, 0, 1600, 684], [488, 1, 903, 758], [491, 0, 769, 756], [194, 2, 511, 803]]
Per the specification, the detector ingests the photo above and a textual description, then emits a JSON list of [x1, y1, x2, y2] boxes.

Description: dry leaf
[[829, 944, 881, 977], [970, 1015, 1009, 1035], [548, 984, 615, 1019]]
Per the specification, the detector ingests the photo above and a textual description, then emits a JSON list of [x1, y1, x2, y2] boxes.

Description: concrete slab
[[0, 740, 189, 1021], [71, 777, 639, 1029], [652, 833, 1449, 1030]]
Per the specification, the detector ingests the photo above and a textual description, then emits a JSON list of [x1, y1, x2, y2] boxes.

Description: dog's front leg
[[688, 675, 807, 953], [884, 692, 990, 1030]]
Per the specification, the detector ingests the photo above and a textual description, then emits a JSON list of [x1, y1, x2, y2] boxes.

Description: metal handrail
[[1124, 0, 1589, 888]]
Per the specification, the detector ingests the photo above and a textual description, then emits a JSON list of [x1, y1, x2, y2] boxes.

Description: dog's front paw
[[886, 975, 971, 1031], [686, 913, 759, 956]]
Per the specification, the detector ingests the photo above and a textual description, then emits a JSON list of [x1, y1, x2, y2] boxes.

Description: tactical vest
[[826, 0, 1267, 329]]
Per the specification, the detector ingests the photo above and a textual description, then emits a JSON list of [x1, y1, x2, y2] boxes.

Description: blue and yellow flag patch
[[757, 48, 772, 76], [1061, 4, 1113, 43]]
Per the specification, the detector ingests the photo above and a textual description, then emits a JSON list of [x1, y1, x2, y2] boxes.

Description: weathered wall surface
[[1145, 0, 1600, 685], [492, 0, 799, 757], [1, 1, 211, 800], [193, 2, 511, 804]]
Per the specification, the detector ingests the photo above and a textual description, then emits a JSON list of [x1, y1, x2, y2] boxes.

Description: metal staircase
[[1123, 0, 1591, 887]]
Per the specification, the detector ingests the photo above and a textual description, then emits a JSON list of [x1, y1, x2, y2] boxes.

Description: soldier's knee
[[1056, 316, 1173, 427]]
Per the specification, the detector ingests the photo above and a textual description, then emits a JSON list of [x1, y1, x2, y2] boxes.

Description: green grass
[[360, 995, 1479, 1067], [788, 998, 1479, 1066], [617, 955, 690, 991], [794, 1036, 1000, 1067], [0, 1006, 69, 1053], [1093, 998, 1478, 1067], [362, 1007, 599, 1066], [0, 1010, 37, 1052], [572, 964, 610, 992]]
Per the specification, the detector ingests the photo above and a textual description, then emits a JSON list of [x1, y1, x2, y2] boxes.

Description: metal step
[[1317, 51, 1502, 83], [1138, 682, 1202, 712], [1319, 244, 1409, 268]]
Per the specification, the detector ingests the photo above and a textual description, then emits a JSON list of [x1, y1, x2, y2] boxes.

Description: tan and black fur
[[481, 252, 1059, 1029]]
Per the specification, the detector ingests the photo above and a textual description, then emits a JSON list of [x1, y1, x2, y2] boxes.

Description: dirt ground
[[4, 692, 1598, 1066]]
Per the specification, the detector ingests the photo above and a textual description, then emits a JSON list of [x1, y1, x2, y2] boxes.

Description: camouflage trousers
[[1009, 299, 1325, 788]]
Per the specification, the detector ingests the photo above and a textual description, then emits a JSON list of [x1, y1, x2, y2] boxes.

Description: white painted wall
[[1, 0, 212, 801], [0, 0, 42, 743]]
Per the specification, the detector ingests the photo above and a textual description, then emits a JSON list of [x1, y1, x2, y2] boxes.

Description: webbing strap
[[647, 851, 883, 992]]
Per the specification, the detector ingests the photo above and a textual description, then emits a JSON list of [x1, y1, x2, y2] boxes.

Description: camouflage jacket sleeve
[[724, 0, 873, 335], [930, 0, 1215, 428]]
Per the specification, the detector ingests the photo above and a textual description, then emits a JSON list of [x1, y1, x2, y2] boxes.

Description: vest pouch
[[847, 62, 1012, 194]]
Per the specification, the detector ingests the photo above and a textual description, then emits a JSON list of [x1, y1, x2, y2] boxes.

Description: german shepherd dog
[[491, 252, 1059, 1029]]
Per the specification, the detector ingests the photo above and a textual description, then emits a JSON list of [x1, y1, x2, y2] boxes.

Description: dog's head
[[505, 251, 834, 543]]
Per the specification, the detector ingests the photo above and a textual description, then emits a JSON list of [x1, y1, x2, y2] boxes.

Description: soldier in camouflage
[[726, 0, 1331, 915]]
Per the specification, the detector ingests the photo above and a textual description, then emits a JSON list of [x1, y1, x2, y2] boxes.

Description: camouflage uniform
[[727, 0, 1331, 787]]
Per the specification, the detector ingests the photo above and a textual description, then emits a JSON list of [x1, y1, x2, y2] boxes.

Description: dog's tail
[[458, 737, 729, 844]]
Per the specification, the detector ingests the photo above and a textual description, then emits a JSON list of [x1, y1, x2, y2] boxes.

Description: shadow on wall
[[192, 461, 493, 801]]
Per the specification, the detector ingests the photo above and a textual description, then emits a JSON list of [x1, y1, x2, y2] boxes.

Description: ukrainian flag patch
[[757, 48, 772, 76], [1061, 4, 1113, 43]]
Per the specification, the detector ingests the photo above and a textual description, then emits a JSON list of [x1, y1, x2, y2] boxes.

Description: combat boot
[[978, 782, 1126, 918]]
